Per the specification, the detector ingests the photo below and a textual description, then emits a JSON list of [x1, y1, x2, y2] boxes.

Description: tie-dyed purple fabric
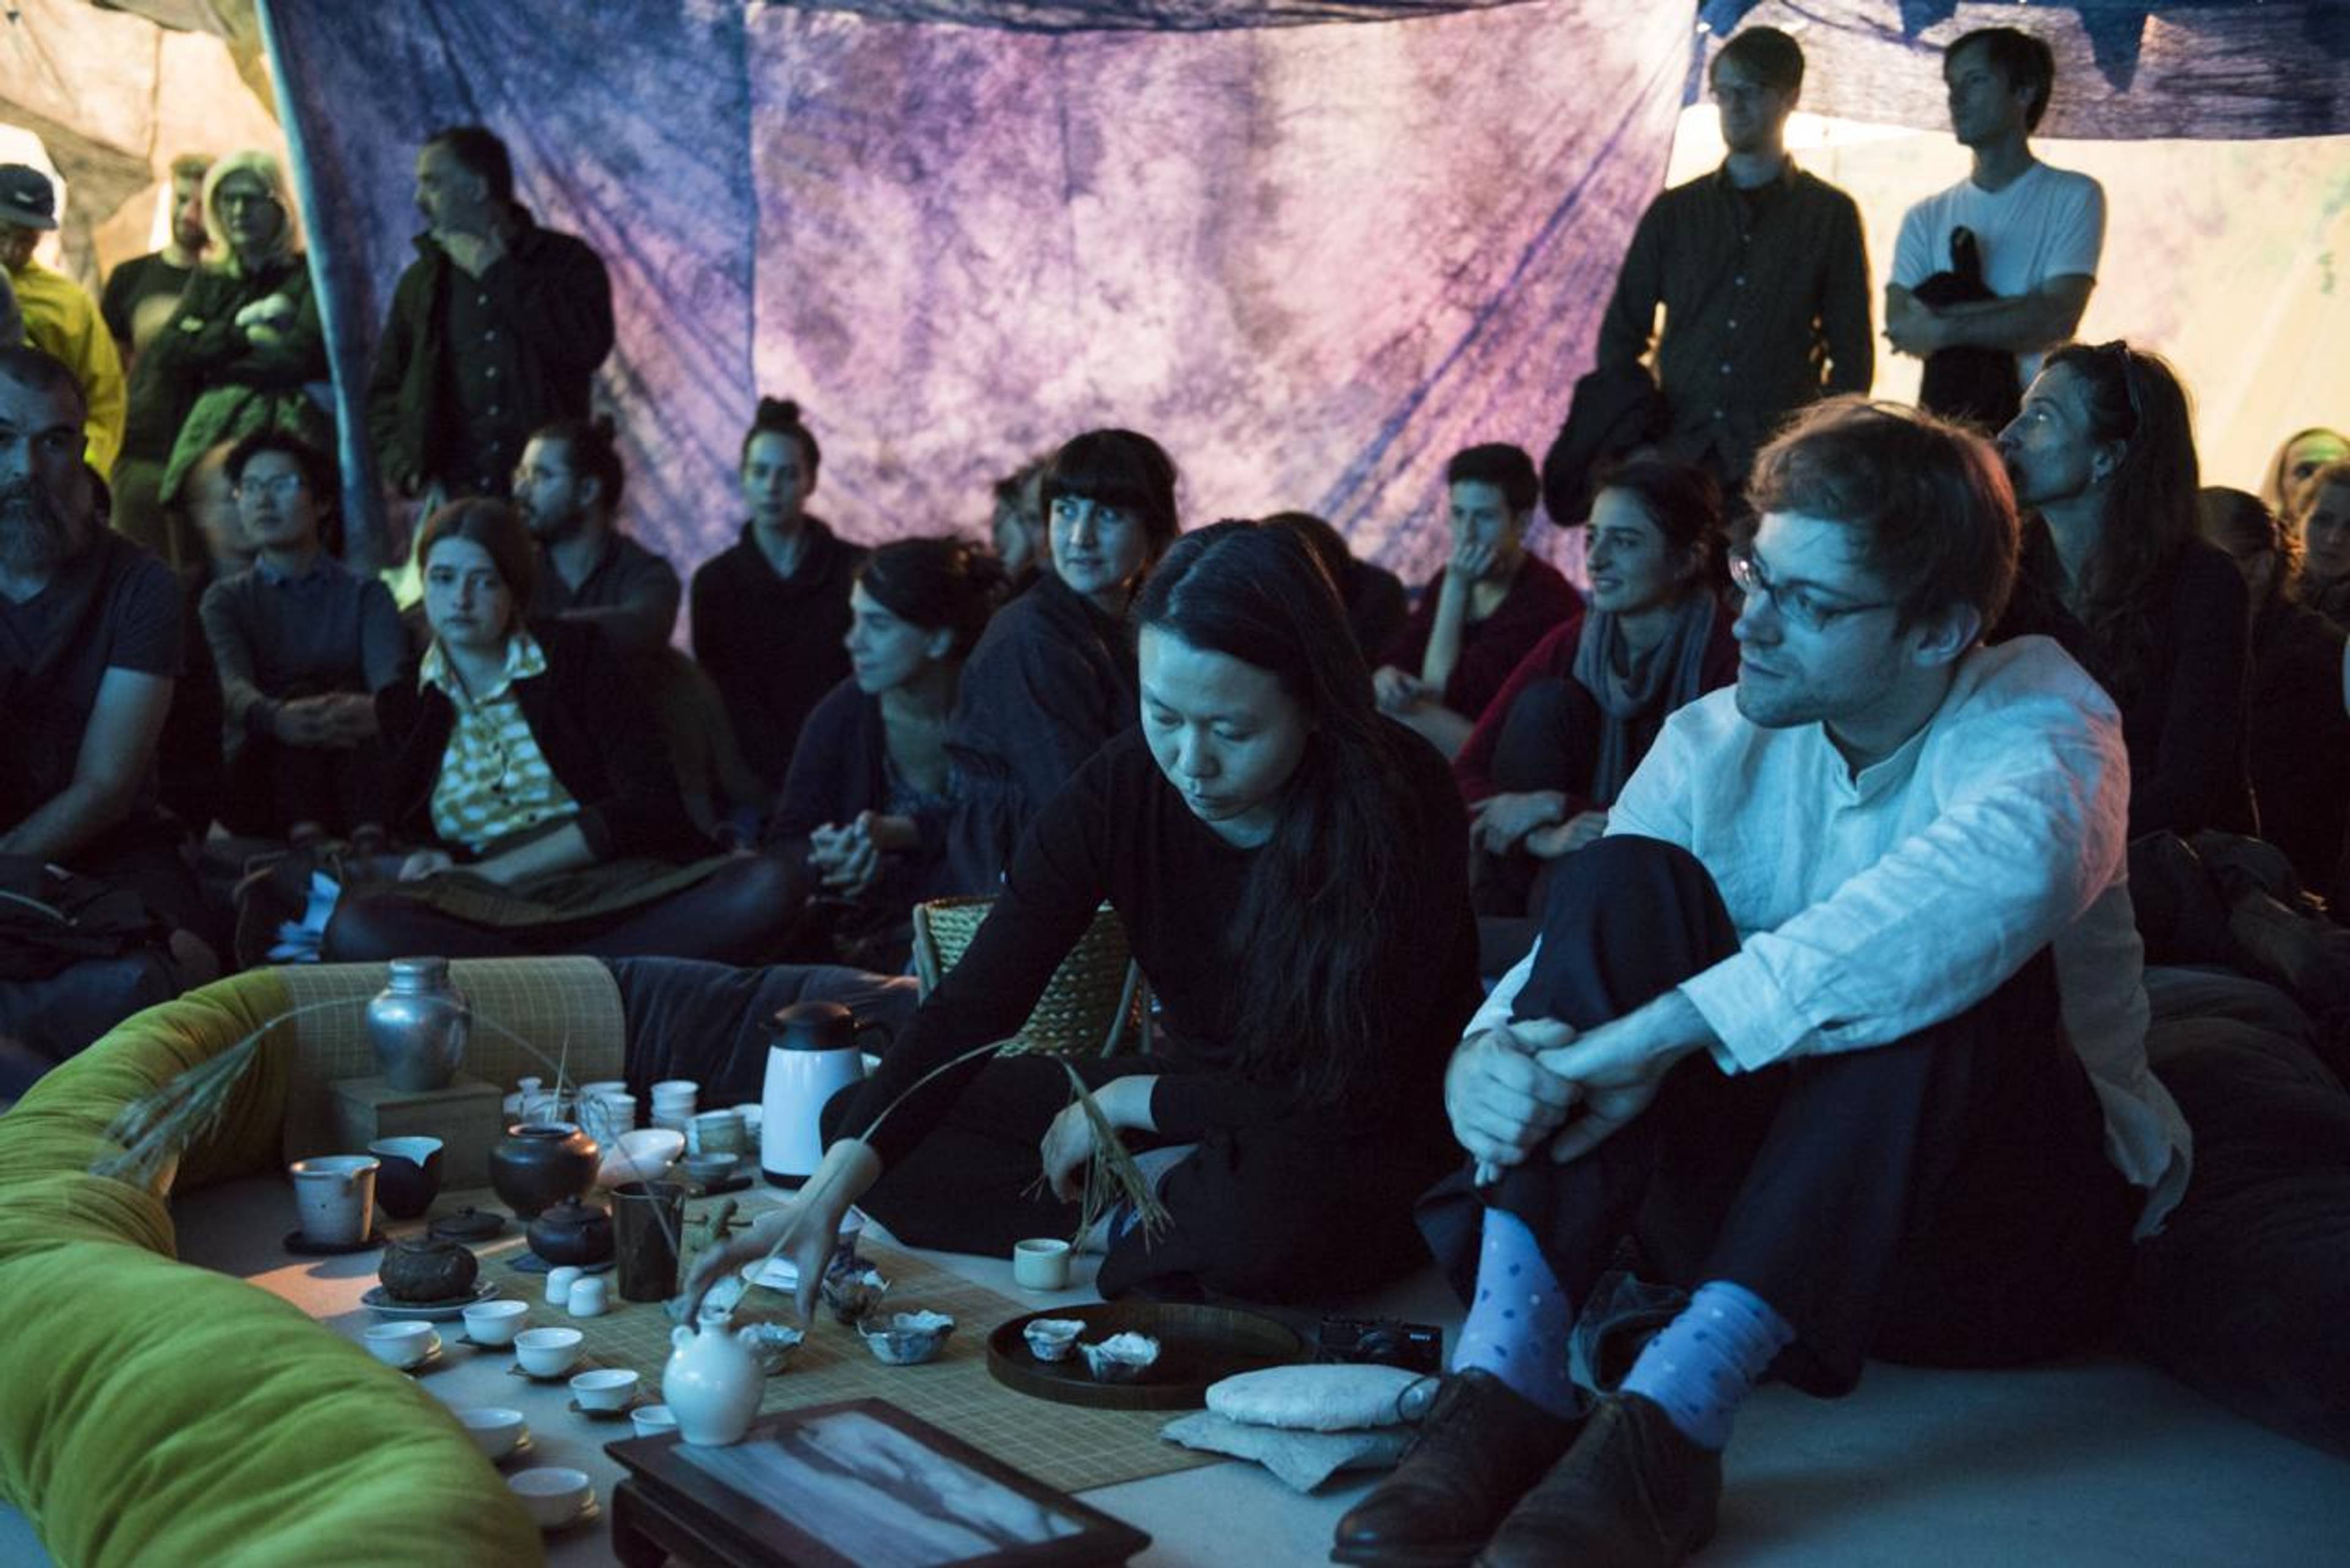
[[262, 0, 2350, 583], [263, 0, 1690, 584]]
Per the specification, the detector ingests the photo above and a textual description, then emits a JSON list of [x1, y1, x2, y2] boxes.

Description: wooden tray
[[985, 1301, 1300, 1411]]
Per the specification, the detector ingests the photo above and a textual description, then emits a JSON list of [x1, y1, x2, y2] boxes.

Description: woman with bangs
[[321, 499, 800, 963], [683, 521, 1479, 1311], [943, 428, 1182, 891]]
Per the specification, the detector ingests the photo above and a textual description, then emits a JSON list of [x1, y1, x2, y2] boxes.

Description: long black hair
[[1132, 520, 1419, 1107]]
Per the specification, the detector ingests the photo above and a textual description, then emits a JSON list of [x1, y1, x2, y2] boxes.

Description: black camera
[[1316, 1314, 1444, 1375]]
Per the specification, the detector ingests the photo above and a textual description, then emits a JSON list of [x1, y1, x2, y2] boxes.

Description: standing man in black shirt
[[366, 125, 614, 506], [1595, 28, 1871, 497], [102, 153, 214, 368]]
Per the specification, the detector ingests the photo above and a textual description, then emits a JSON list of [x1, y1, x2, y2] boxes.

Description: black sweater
[[376, 619, 703, 862], [942, 571, 1138, 891], [690, 517, 865, 793], [767, 677, 953, 908], [839, 724, 1480, 1167]]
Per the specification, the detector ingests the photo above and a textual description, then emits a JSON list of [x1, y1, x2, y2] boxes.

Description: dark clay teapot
[[488, 1121, 599, 1219], [527, 1197, 614, 1267], [378, 1235, 480, 1304]]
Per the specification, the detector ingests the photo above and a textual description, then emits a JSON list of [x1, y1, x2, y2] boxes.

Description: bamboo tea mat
[[494, 1231, 1220, 1495]]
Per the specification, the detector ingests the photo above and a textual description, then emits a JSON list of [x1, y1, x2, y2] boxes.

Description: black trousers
[[824, 1055, 1452, 1304], [218, 734, 388, 839], [1420, 835, 2135, 1395]]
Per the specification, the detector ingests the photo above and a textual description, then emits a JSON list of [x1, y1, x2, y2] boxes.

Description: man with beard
[[512, 415, 679, 661], [367, 125, 613, 504], [1595, 28, 1872, 497], [0, 348, 211, 1055], [101, 153, 213, 365], [1335, 397, 2185, 1568], [0, 166, 128, 476]]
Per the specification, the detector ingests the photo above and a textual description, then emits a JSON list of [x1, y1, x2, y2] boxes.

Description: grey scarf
[[1570, 594, 1717, 802]]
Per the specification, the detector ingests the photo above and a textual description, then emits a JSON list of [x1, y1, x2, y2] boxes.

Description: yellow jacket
[[7, 259, 126, 474]]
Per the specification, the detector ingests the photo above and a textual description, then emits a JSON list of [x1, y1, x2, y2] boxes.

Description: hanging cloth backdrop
[[255, 1, 2350, 580]]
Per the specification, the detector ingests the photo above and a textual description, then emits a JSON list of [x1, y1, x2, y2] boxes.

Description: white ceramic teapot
[[662, 1321, 763, 1446]]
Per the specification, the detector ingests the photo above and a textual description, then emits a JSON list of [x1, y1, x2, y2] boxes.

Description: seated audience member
[[1997, 342, 2253, 837], [691, 397, 865, 796], [199, 431, 403, 840], [766, 537, 1004, 969], [134, 152, 330, 522], [683, 521, 1479, 1309], [1457, 462, 1738, 936], [321, 500, 796, 963], [2257, 425, 2346, 518], [1375, 444, 1576, 759], [2198, 488, 2349, 902], [0, 166, 127, 476], [0, 348, 208, 958], [2284, 457, 2350, 625], [515, 414, 679, 660], [1337, 398, 2188, 1568], [1265, 510, 1410, 663], [944, 428, 1181, 892], [989, 453, 1051, 592]]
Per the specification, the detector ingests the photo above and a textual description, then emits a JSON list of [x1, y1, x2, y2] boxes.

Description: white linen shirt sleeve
[[1678, 678, 2130, 1072]]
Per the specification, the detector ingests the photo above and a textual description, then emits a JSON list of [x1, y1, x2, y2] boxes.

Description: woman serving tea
[[683, 521, 1480, 1312]]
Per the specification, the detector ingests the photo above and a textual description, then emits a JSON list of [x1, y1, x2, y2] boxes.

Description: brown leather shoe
[[1474, 1392, 1720, 1568], [1330, 1370, 1586, 1566]]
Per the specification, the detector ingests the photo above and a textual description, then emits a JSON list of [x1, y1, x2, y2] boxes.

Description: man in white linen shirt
[[1334, 398, 2190, 1568]]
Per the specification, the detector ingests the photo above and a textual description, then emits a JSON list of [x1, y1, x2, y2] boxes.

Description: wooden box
[[329, 1075, 504, 1190]]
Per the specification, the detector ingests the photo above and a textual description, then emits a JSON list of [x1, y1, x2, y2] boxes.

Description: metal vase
[[367, 956, 471, 1092]]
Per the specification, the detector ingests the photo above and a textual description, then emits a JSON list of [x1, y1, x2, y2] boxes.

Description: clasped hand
[[1445, 1010, 1687, 1170]]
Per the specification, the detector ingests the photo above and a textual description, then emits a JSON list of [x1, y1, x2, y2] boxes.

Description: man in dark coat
[[365, 125, 613, 504]]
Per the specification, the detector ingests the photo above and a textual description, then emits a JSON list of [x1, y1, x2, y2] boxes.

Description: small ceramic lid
[[429, 1206, 506, 1242]]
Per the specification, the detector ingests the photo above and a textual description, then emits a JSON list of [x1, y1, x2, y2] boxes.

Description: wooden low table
[[605, 1400, 1151, 1567]]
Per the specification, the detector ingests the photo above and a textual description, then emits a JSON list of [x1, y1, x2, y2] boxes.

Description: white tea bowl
[[570, 1367, 640, 1411], [507, 1466, 593, 1528], [362, 1321, 439, 1369], [457, 1406, 528, 1460], [461, 1298, 529, 1346], [513, 1326, 584, 1378]]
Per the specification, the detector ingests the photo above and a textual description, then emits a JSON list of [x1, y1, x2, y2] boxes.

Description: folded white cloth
[[1206, 1363, 1430, 1432]]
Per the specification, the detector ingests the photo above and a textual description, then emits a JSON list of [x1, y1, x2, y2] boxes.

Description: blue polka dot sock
[[1450, 1209, 1585, 1419], [1619, 1279, 1794, 1450]]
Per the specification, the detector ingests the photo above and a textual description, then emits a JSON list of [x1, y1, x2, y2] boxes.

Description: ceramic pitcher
[[663, 1322, 763, 1446]]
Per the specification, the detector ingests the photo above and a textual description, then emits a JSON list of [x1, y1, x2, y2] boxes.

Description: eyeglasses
[[1727, 548, 1897, 634], [216, 189, 280, 211], [236, 474, 305, 499]]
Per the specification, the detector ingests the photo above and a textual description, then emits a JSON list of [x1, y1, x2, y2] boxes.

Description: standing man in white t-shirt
[[1886, 28, 2103, 422]]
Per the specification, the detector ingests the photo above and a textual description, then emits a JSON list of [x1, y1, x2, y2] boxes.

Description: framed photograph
[[606, 1398, 1151, 1567]]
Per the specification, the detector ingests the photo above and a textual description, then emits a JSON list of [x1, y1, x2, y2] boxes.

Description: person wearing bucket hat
[[0, 165, 127, 477]]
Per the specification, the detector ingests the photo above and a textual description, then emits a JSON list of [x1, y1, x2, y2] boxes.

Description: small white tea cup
[[363, 1321, 439, 1369], [1012, 1237, 1072, 1291]]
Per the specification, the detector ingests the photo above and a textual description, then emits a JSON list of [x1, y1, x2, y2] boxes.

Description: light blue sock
[[1450, 1209, 1584, 1419], [1619, 1279, 1794, 1450]]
